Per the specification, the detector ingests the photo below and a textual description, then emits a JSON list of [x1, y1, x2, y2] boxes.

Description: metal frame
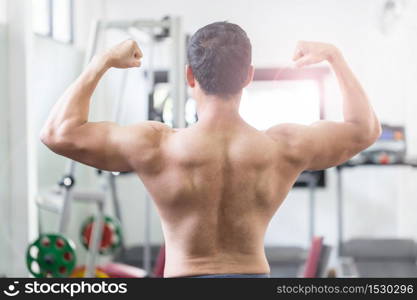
[[336, 166, 344, 256], [298, 171, 320, 242], [169, 17, 186, 128]]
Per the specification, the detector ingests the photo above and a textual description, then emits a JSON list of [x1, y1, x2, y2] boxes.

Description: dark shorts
[[187, 274, 270, 278]]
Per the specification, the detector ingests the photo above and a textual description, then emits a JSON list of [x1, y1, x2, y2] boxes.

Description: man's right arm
[[266, 41, 381, 170]]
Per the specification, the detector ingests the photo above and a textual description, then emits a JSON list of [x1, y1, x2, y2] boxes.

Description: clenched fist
[[293, 41, 340, 68], [104, 39, 143, 69]]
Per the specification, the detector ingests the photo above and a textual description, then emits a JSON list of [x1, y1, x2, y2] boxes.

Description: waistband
[[186, 273, 270, 278]]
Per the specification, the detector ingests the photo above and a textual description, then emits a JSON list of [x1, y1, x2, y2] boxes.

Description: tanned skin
[[41, 39, 381, 277]]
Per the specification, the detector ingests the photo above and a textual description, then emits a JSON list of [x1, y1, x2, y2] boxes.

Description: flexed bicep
[[266, 121, 378, 171], [42, 121, 168, 172], [297, 121, 377, 170]]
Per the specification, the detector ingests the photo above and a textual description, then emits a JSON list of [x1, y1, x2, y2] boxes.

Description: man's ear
[[243, 65, 254, 88], [186, 65, 196, 88]]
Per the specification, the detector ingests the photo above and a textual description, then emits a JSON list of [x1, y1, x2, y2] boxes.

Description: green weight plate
[[26, 234, 76, 278]]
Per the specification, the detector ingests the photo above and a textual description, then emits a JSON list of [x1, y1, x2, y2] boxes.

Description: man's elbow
[[40, 126, 56, 146], [40, 126, 75, 153], [356, 119, 382, 150], [373, 120, 383, 141], [367, 119, 382, 145]]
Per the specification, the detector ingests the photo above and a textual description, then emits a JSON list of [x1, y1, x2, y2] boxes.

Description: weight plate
[[26, 234, 76, 278], [80, 216, 122, 255]]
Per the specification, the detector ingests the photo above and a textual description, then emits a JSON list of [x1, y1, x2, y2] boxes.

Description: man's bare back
[[41, 22, 381, 277], [136, 120, 301, 277]]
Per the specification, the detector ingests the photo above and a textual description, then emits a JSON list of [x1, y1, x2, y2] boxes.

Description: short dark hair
[[187, 22, 252, 96]]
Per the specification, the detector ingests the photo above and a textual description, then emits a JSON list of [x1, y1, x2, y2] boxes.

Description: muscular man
[[41, 22, 381, 278]]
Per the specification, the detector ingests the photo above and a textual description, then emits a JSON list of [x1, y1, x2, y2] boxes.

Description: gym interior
[[1, 0, 417, 278]]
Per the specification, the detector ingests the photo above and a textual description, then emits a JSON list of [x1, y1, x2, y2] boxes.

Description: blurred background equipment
[[337, 124, 417, 277], [26, 233, 76, 278]]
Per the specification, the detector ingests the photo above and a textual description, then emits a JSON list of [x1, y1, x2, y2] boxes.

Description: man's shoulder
[[128, 121, 174, 140], [263, 123, 313, 166], [264, 123, 307, 140]]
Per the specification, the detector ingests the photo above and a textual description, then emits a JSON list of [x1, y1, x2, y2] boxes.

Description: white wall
[[0, 0, 6, 23], [0, 0, 8, 273], [3, 0, 40, 276]]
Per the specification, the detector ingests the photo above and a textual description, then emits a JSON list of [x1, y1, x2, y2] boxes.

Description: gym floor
[[1, 0, 417, 279]]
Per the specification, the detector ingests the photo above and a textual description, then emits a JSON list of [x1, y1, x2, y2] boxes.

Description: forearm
[[329, 51, 381, 137], [41, 54, 109, 137]]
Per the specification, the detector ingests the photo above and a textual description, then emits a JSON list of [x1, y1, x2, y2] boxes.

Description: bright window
[[240, 80, 321, 130]]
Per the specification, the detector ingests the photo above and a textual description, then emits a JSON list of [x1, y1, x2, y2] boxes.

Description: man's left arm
[[40, 40, 167, 172]]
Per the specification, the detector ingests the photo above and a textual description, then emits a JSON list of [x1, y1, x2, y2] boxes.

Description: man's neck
[[195, 93, 243, 126]]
